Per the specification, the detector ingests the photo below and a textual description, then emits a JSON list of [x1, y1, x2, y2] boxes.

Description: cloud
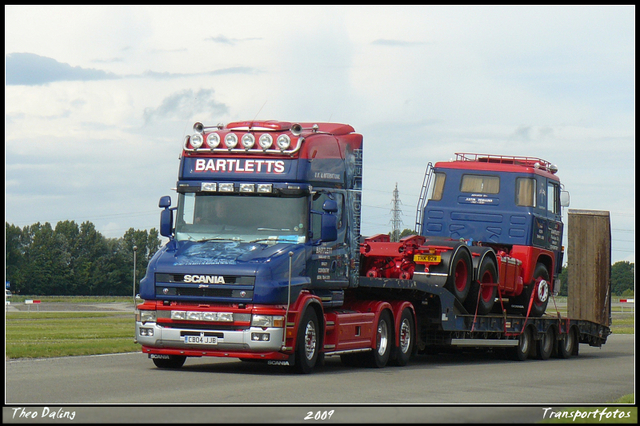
[[371, 39, 428, 47], [140, 67, 258, 79], [6, 52, 260, 86], [6, 52, 120, 85], [142, 89, 228, 124], [205, 35, 262, 45]]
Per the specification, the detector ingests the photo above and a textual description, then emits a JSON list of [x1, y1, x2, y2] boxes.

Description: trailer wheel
[[366, 310, 393, 368], [390, 308, 415, 367], [294, 308, 320, 374], [465, 257, 497, 315], [536, 328, 554, 360], [508, 327, 532, 361], [445, 249, 472, 305], [152, 355, 186, 369], [557, 327, 577, 359]]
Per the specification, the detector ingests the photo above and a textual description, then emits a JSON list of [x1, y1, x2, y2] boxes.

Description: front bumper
[[135, 321, 285, 353]]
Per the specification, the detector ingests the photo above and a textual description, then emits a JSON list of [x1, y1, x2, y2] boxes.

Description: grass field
[[5, 311, 138, 359]]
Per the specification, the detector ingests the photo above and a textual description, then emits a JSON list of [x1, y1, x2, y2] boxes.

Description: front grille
[[155, 287, 254, 299], [156, 273, 255, 285]]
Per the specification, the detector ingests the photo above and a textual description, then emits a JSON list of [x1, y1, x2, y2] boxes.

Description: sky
[[5, 5, 635, 264]]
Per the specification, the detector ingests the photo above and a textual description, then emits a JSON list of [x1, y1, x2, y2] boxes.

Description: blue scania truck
[[135, 121, 609, 373]]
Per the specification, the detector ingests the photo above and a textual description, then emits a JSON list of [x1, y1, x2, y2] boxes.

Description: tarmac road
[[4, 332, 635, 423]]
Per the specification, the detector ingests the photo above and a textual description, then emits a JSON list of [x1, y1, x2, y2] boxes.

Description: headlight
[[258, 134, 273, 150], [251, 315, 284, 328], [225, 133, 238, 149], [241, 133, 255, 149], [190, 134, 204, 149], [140, 310, 157, 324], [276, 134, 291, 150], [207, 133, 221, 149]]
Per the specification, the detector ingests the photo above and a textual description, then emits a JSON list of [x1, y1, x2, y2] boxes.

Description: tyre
[[464, 257, 497, 315], [508, 327, 532, 361], [529, 263, 551, 317], [444, 249, 472, 305], [557, 327, 577, 359], [152, 355, 186, 369], [511, 263, 550, 317], [294, 308, 320, 374], [536, 328, 554, 360], [390, 308, 415, 367], [366, 310, 393, 368]]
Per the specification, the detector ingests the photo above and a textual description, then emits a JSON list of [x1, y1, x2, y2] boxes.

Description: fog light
[[139, 327, 154, 337], [251, 332, 270, 342]]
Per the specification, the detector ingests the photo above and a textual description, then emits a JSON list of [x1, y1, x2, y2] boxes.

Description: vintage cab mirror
[[560, 190, 570, 207], [159, 196, 173, 237]]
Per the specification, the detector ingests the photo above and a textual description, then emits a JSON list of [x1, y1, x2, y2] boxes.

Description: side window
[[516, 178, 536, 207], [536, 179, 546, 210], [461, 174, 500, 194], [429, 172, 446, 201], [547, 182, 559, 214]]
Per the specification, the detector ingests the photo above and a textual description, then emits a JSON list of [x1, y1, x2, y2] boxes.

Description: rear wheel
[[444, 249, 472, 305], [536, 328, 554, 360], [152, 355, 186, 369], [366, 310, 393, 368], [557, 327, 577, 359], [294, 308, 320, 374], [390, 308, 415, 366], [508, 327, 532, 361], [465, 257, 497, 315]]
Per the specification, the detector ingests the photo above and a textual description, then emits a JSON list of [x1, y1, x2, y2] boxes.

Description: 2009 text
[[304, 410, 335, 421]]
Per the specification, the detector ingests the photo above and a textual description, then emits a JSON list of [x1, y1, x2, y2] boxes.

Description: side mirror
[[560, 190, 570, 207], [320, 213, 337, 242], [159, 196, 173, 237]]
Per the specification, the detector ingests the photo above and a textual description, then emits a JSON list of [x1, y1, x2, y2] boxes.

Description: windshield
[[175, 193, 308, 244]]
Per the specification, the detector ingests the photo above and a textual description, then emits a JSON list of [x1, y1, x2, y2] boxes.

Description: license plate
[[414, 254, 441, 263], [185, 335, 218, 345]]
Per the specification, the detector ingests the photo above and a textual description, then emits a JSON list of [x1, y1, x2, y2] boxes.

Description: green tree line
[[5, 221, 160, 296]]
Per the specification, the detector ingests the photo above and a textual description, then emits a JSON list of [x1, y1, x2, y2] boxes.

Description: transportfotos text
[[542, 407, 633, 421]]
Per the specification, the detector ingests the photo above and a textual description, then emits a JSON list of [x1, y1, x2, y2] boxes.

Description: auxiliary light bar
[[184, 124, 305, 155]]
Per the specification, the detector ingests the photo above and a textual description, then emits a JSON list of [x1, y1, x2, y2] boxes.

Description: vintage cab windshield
[[175, 193, 308, 244]]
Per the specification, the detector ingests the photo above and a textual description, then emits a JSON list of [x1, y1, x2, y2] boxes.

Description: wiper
[[195, 237, 242, 243], [249, 237, 299, 244]]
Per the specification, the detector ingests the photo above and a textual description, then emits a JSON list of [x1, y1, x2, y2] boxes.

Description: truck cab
[[136, 121, 363, 368], [419, 153, 570, 315]]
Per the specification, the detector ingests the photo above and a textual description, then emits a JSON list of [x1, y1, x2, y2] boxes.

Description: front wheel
[[152, 355, 186, 369], [294, 308, 320, 374]]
